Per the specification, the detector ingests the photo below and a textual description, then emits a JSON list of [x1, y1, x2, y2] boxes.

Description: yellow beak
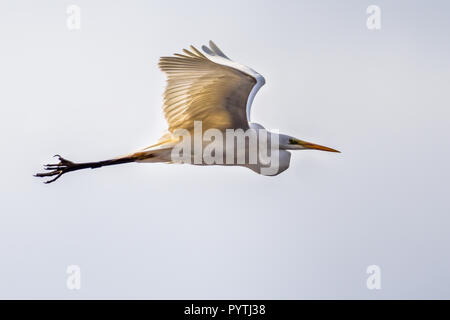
[[291, 139, 340, 153]]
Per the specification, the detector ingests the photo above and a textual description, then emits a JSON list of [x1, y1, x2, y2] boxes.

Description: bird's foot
[[34, 155, 77, 184]]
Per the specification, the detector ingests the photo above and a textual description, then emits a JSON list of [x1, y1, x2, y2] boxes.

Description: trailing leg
[[34, 154, 139, 184]]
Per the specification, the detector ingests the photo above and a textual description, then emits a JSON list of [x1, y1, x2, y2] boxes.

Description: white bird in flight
[[35, 41, 339, 183]]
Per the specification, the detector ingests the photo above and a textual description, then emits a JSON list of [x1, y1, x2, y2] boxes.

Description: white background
[[0, 0, 449, 298]]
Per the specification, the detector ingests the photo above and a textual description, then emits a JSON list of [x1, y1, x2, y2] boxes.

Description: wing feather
[[159, 44, 256, 133]]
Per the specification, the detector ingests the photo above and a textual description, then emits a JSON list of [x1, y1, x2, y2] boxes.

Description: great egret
[[35, 41, 339, 183]]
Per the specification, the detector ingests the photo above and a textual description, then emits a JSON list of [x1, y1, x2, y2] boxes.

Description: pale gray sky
[[0, 0, 449, 299]]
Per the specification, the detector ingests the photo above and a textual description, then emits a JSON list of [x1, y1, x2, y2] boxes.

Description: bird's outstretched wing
[[159, 41, 265, 132]]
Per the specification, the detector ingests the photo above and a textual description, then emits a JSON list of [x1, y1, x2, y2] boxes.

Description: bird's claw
[[34, 155, 76, 184]]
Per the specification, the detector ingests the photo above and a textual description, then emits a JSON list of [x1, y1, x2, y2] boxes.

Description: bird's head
[[280, 134, 340, 152]]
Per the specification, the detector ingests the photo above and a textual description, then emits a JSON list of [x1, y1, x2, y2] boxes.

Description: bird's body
[[36, 41, 339, 183], [132, 122, 293, 176]]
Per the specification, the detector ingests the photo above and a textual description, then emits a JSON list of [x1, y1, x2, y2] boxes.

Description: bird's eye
[[289, 138, 299, 145]]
